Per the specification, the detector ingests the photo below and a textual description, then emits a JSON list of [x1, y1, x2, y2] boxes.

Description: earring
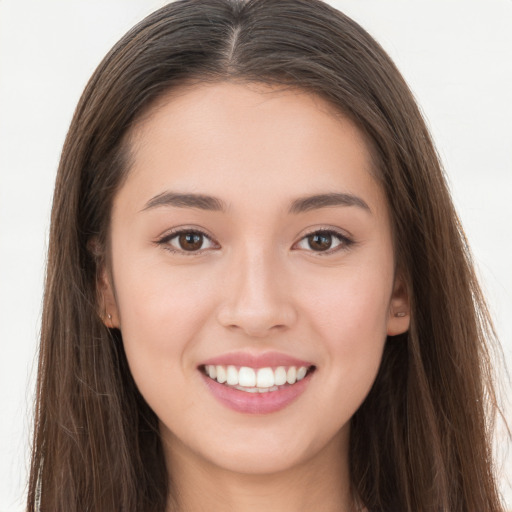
[[104, 312, 113, 328]]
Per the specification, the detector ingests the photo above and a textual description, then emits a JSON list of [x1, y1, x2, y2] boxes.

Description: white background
[[0, 1, 511, 510]]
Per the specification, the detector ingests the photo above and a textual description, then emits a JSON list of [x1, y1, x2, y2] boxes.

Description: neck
[[163, 429, 355, 512]]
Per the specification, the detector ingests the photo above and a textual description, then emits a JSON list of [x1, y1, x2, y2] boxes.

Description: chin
[[204, 442, 311, 476], [200, 422, 346, 477]]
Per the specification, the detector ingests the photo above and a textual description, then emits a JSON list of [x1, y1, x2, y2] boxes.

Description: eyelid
[[155, 226, 220, 254], [292, 226, 354, 255], [154, 225, 354, 256]]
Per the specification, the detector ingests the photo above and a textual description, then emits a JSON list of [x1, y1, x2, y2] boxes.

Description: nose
[[216, 246, 298, 337]]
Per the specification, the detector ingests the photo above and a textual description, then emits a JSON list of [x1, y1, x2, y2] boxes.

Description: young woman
[[27, 0, 506, 510]]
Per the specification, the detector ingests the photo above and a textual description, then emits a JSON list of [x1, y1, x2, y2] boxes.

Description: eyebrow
[[142, 191, 370, 214], [288, 192, 371, 214], [142, 192, 226, 212]]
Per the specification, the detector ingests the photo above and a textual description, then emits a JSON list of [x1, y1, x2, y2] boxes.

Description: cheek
[[111, 258, 217, 393], [297, 263, 392, 402], [115, 256, 215, 336], [302, 263, 392, 338]]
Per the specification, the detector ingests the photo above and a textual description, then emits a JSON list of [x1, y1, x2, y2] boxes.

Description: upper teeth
[[204, 365, 309, 388]]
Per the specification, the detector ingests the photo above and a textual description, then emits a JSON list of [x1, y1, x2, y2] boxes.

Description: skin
[[101, 82, 410, 512]]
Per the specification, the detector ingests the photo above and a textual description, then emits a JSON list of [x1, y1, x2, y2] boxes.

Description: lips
[[198, 352, 316, 414], [201, 351, 313, 369]]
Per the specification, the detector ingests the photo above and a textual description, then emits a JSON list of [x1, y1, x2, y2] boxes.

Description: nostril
[[216, 291, 298, 336]]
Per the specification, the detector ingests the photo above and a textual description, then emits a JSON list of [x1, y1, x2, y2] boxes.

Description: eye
[[158, 229, 217, 253], [294, 229, 352, 253]]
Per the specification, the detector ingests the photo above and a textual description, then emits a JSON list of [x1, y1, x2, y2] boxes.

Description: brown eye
[[160, 230, 216, 253], [294, 229, 351, 254], [178, 232, 204, 251], [307, 233, 333, 251]]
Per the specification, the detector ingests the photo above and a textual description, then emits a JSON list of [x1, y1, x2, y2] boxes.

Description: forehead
[[119, 81, 386, 217]]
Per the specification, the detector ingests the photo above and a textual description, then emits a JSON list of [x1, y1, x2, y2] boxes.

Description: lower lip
[[200, 371, 313, 414]]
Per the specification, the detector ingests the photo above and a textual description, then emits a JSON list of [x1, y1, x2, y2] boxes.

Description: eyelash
[[293, 228, 354, 255], [155, 227, 354, 256], [155, 228, 219, 256]]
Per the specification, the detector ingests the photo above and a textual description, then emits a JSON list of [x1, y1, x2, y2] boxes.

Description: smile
[[199, 362, 316, 414], [202, 364, 313, 392]]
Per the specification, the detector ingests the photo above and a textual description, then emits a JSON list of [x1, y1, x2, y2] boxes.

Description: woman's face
[[103, 82, 409, 476]]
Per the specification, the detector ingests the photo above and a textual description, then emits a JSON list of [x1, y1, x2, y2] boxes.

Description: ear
[[89, 236, 120, 329], [97, 264, 120, 329], [386, 274, 410, 336]]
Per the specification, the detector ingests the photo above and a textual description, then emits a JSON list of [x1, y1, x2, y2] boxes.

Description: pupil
[[309, 233, 332, 251], [179, 233, 202, 251]]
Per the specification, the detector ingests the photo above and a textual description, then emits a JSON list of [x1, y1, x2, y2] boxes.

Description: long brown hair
[[27, 1, 505, 510]]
